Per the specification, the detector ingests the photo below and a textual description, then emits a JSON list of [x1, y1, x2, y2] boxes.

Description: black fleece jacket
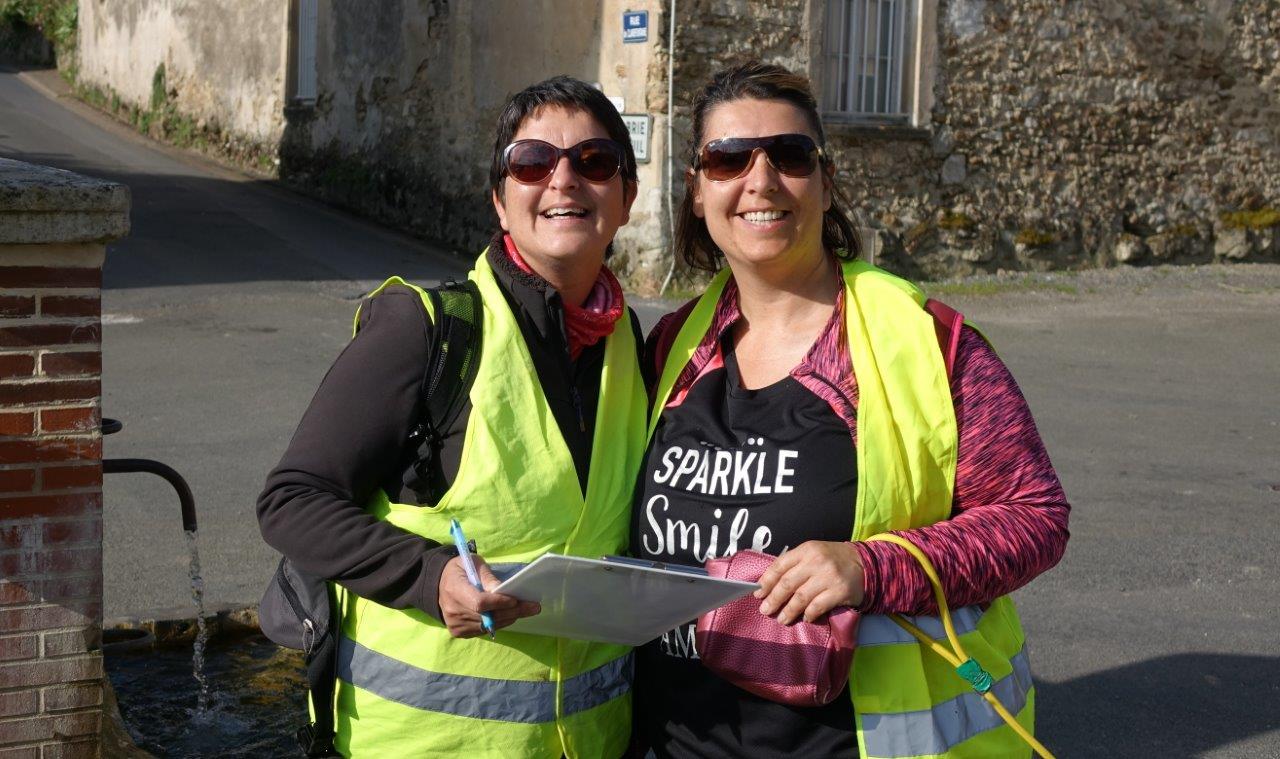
[[256, 241, 644, 621]]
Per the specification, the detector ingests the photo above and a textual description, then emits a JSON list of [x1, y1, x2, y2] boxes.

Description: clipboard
[[493, 554, 758, 646]]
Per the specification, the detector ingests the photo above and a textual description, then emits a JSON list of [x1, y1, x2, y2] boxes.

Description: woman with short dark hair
[[259, 75, 648, 757], [632, 61, 1069, 758]]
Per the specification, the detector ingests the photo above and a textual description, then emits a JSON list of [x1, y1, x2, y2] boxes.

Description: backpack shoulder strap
[[422, 279, 483, 435], [406, 278, 483, 505], [924, 297, 964, 381]]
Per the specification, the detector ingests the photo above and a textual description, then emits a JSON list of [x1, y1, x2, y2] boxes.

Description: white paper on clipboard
[[492, 554, 758, 646]]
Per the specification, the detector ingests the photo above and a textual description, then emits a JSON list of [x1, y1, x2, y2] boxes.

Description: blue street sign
[[623, 10, 649, 43]]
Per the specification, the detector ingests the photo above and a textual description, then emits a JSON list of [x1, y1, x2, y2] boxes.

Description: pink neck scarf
[[502, 234, 624, 360]]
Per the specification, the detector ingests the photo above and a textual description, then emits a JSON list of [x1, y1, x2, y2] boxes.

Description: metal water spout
[[102, 417, 211, 710], [101, 417, 197, 531]]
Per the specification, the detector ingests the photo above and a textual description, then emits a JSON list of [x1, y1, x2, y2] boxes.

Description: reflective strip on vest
[[337, 636, 632, 724], [857, 605, 984, 647], [860, 646, 1033, 758]]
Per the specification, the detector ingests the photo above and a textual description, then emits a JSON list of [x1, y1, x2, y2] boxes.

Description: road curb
[[13, 65, 268, 186], [14, 66, 66, 101]]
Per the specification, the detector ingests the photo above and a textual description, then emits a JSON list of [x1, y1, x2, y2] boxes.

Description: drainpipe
[[659, 0, 678, 296]]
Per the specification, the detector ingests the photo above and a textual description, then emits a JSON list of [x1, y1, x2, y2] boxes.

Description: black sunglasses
[[502, 138, 626, 185], [694, 133, 826, 182]]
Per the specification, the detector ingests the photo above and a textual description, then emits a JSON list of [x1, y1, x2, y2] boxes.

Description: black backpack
[[259, 279, 483, 757]]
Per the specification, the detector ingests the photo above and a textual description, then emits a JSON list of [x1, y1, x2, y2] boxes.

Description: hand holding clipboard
[[495, 553, 757, 645]]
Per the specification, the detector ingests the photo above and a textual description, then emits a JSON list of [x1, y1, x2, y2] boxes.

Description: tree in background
[[0, 0, 76, 68]]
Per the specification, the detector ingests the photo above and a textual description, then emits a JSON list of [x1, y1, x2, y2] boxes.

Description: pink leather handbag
[[695, 550, 860, 707]]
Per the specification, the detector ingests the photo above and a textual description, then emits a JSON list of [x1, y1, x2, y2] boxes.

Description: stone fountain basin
[[104, 603, 260, 649], [103, 604, 306, 757]]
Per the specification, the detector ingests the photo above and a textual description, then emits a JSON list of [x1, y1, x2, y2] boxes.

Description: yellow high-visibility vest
[[650, 258, 1034, 758], [334, 251, 648, 758]]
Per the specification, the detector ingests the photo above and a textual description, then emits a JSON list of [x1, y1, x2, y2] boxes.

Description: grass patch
[[903, 220, 933, 248], [77, 80, 107, 109], [937, 212, 977, 231], [1014, 228, 1057, 247], [1, 0, 76, 58], [71, 76, 279, 176], [1220, 208, 1280, 230], [150, 63, 167, 110]]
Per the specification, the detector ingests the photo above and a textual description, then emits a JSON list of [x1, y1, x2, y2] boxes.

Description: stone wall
[[76, 0, 289, 148], [279, 0, 673, 288], [0, 158, 129, 758], [669, 0, 1280, 280]]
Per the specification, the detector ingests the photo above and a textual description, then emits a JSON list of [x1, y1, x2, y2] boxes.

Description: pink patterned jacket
[[648, 278, 1070, 616]]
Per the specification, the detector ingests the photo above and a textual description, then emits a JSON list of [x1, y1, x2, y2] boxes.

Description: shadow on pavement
[[0, 150, 466, 290], [1038, 653, 1280, 757]]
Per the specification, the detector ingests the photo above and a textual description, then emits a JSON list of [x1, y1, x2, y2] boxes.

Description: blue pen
[[449, 519, 495, 638]]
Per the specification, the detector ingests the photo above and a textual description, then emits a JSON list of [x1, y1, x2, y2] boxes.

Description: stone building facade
[[667, 0, 1279, 280], [273, 0, 675, 290], [76, 0, 291, 150], [73, 0, 1280, 289]]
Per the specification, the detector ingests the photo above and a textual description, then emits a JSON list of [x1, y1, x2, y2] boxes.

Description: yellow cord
[[865, 534, 1057, 759]]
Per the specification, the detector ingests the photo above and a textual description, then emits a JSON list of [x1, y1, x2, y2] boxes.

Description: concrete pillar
[[0, 158, 129, 758]]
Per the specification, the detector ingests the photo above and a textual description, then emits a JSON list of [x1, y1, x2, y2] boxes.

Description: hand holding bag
[[694, 549, 860, 707], [695, 539, 1054, 756]]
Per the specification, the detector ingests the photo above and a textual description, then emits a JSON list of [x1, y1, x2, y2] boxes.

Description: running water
[[106, 634, 301, 756], [185, 529, 211, 713]]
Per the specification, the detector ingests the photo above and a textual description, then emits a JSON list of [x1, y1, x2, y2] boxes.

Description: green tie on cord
[[865, 533, 1057, 759]]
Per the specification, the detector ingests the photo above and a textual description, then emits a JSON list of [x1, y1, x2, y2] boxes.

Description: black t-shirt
[[631, 338, 860, 758]]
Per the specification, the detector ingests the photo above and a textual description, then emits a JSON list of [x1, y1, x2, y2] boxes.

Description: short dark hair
[[488, 75, 638, 199], [675, 60, 861, 272]]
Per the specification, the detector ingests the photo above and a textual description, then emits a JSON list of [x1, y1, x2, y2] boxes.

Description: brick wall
[[0, 159, 129, 759]]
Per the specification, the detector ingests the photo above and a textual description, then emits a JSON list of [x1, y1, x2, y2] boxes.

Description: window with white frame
[[822, 0, 924, 124]]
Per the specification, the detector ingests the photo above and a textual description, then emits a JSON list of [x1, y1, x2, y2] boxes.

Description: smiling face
[[492, 105, 635, 276], [691, 98, 832, 274]]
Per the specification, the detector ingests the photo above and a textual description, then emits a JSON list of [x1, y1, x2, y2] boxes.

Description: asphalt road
[[4, 67, 1278, 757]]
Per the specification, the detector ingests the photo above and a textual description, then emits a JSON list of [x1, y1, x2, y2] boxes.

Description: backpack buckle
[[296, 723, 337, 756]]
